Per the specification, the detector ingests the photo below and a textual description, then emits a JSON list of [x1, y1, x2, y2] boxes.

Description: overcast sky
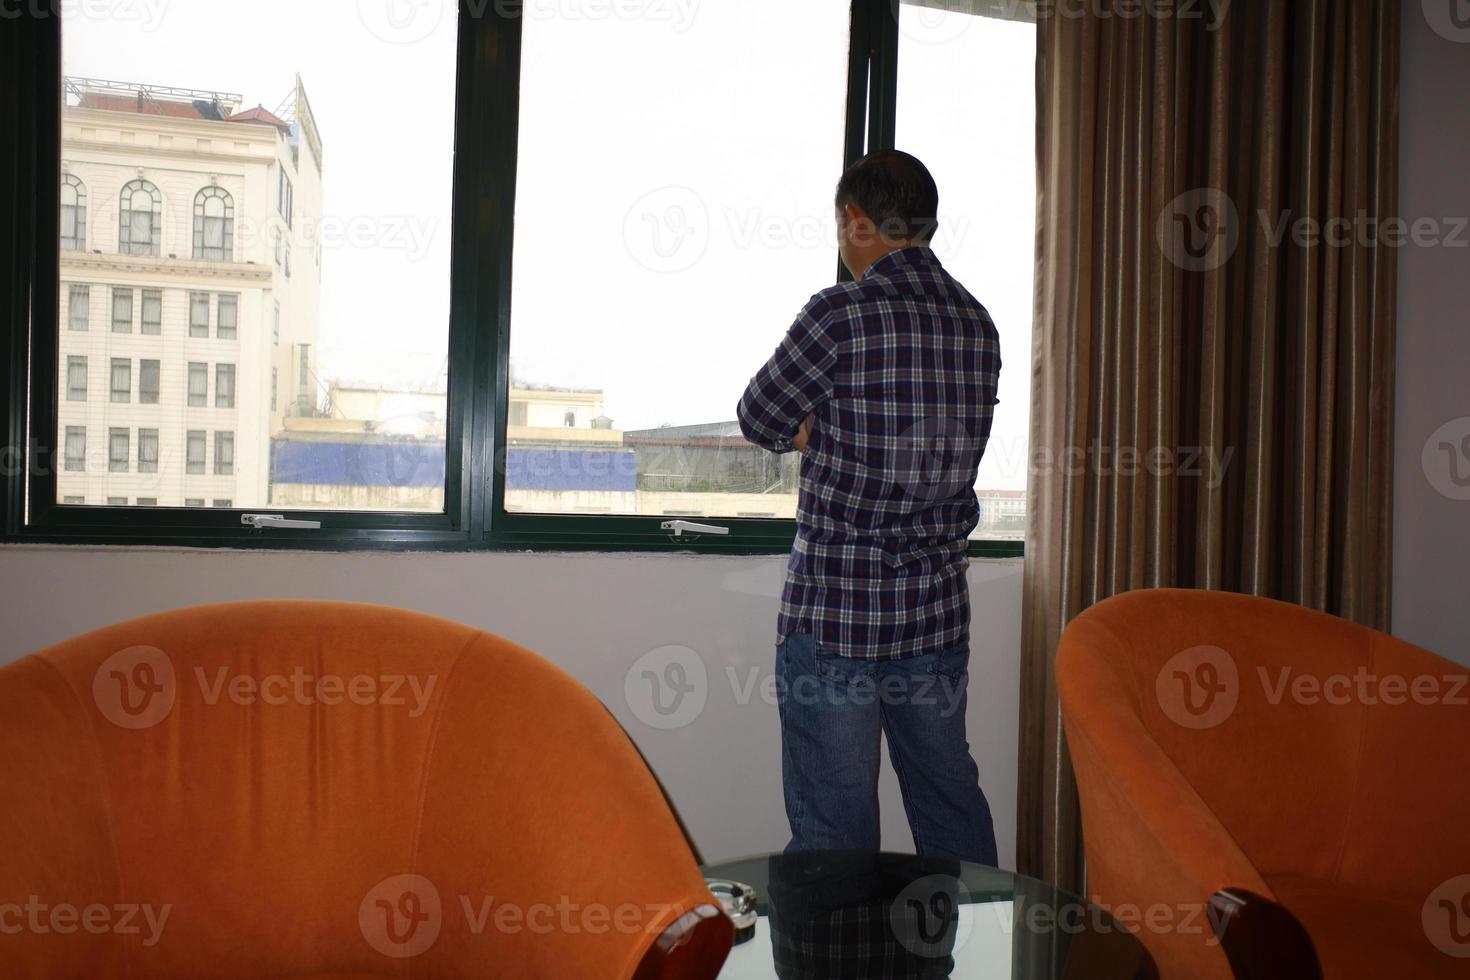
[[64, 0, 1034, 491]]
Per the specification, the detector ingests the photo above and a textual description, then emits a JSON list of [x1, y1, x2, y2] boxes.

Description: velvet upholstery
[[1058, 589, 1469, 979], [0, 601, 729, 979]]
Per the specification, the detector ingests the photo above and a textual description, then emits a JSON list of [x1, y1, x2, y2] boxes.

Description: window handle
[[241, 513, 322, 530], [661, 520, 730, 538]]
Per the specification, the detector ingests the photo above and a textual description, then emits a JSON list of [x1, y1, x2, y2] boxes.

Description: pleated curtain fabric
[[1018, 0, 1400, 892]]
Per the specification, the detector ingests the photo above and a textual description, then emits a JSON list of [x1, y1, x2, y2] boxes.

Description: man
[[736, 150, 1001, 866]]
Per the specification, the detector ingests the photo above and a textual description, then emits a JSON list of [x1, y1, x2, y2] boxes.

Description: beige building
[[56, 76, 323, 508]]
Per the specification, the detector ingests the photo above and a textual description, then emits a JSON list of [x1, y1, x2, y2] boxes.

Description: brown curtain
[[1018, 0, 1400, 893]]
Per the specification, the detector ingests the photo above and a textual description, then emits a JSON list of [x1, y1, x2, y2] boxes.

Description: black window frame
[[1, 1, 1024, 559]]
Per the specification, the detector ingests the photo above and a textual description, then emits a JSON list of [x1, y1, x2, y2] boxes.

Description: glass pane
[[506, 1, 851, 520], [56, 2, 456, 512], [896, 0, 1035, 542]]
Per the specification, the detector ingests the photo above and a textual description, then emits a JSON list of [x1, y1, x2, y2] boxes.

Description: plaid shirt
[[737, 245, 1002, 660]]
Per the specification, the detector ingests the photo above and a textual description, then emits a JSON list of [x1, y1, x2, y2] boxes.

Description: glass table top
[[701, 851, 1157, 980]]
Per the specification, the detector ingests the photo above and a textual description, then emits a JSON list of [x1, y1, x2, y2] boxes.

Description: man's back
[[737, 244, 1002, 660]]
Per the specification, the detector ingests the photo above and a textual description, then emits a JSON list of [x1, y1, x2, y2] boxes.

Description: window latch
[[241, 513, 322, 530], [661, 520, 730, 538]]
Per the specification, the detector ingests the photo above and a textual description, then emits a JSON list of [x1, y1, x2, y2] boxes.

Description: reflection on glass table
[[702, 851, 1158, 979]]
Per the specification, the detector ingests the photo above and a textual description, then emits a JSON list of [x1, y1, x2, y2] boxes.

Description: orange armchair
[[0, 601, 732, 979], [1058, 589, 1470, 980]]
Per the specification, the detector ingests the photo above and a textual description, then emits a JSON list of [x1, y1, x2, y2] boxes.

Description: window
[[187, 362, 207, 407], [65, 356, 86, 401], [217, 294, 237, 339], [189, 292, 209, 337], [10, 4, 1042, 552], [212, 499, 232, 508], [136, 497, 157, 506], [64, 427, 86, 472], [214, 431, 234, 476], [895, 0, 1035, 541], [60, 174, 86, 250], [67, 284, 89, 331], [185, 431, 206, 475], [139, 359, 160, 404], [215, 364, 235, 409], [284, 238, 292, 279], [277, 169, 293, 227], [108, 428, 129, 472], [141, 289, 162, 335], [502, 1, 850, 526], [184, 498, 205, 507], [111, 287, 132, 333], [193, 186, 234, 261], [107, 497, 127, 506], [117, 178, 162, 256], [109, 358, 130, 404], [62, 496, 84, 505], [138, 429, 159, 474]]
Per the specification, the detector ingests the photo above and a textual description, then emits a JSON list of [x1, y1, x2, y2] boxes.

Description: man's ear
[[843, 203, 873, 247]]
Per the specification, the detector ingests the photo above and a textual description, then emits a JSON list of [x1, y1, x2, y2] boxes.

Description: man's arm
[[736, 297, 840, 454]]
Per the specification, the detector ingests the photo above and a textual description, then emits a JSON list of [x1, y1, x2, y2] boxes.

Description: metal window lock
[[241, 514, 322, 530], [661, 520, 730, 538]]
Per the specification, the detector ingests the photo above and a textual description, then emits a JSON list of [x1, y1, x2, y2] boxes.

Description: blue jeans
[[776, 632, 999, 866]]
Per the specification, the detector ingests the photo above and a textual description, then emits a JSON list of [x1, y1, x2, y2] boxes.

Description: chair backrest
[[0, 601, 730, 979], [1059, 588, 1465, 889]]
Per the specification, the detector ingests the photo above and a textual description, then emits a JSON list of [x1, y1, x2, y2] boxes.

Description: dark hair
[[834, 150, 939, 243]]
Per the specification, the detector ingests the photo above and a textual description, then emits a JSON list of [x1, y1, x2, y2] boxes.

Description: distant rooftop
[[64, 75, 324, 162]]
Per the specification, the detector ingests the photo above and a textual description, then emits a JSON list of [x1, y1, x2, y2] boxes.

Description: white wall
[[1392, 2, 1470, 666], [0, 547, 1022, 868]]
